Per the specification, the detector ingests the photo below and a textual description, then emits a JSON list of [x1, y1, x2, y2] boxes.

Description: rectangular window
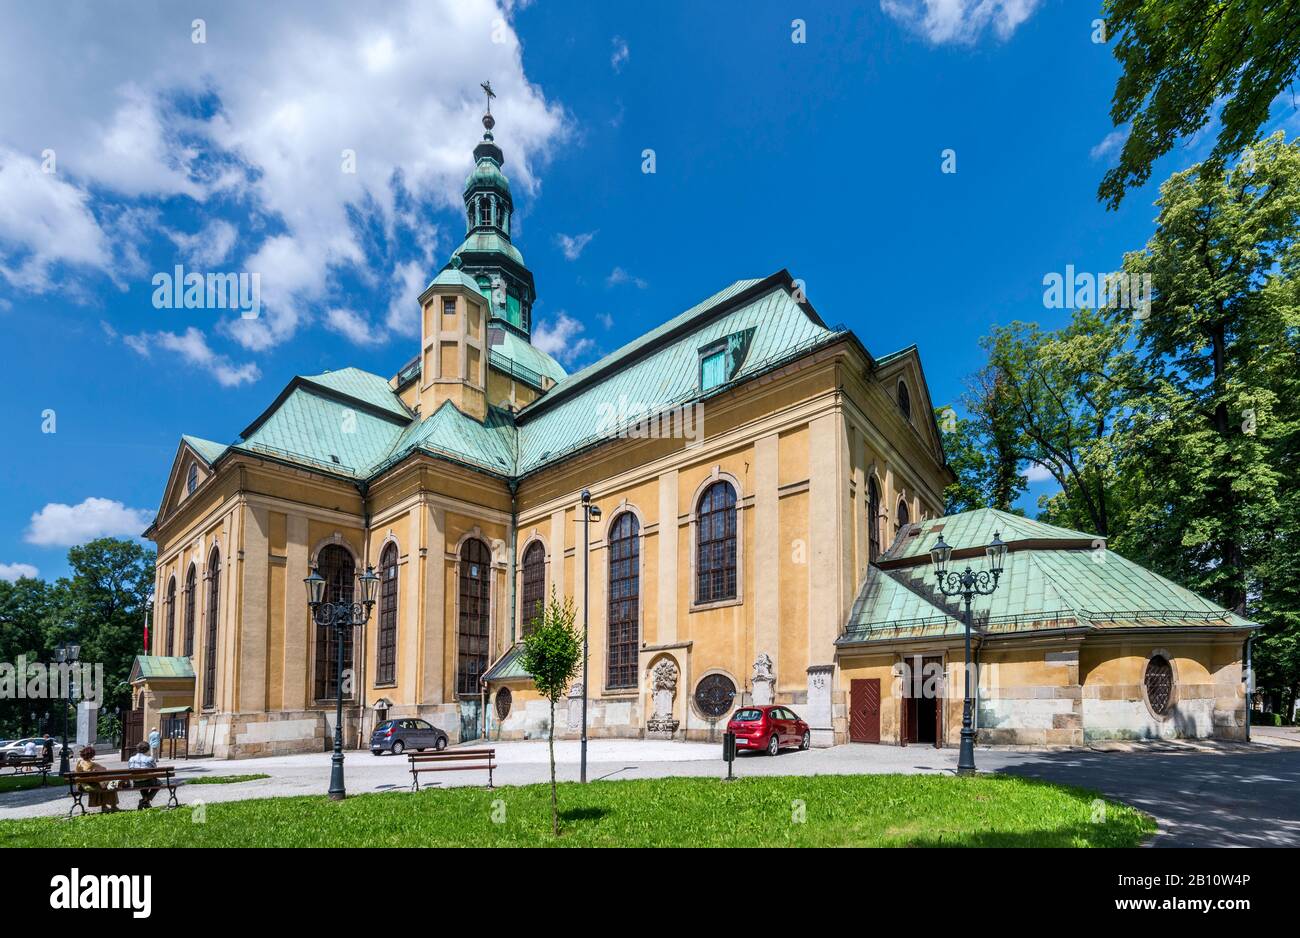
[[700, 349, 727, 391]]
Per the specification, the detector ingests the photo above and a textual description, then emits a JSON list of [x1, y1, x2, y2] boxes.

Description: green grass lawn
[[0, 773, 1154, 847], [183, 773, 271, 786], [0, 773, 53, 795]]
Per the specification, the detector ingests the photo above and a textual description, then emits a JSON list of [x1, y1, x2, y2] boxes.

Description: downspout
[[1244, 634, 1252, 744], [353, 478, 369, 748]]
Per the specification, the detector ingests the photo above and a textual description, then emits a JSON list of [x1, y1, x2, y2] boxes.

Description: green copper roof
[[427, 268, 484, 292], [464, 159, 511, 195], [872, 344, 918, 368], [483, 643, 531, 682], [490, 326, 567, 385], [840, 509, 1256, 645], [301, 367, 411, 420], [453, 230, 524, 266], [381, 401, 517, 476], [130, 656, 196, 682], [240, 385, 406, 477], [513, 279, 834, 473], [182, 435, 228, 465]]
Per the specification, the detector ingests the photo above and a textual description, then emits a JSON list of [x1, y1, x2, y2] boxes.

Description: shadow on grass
[[559, 806, 609, 823]]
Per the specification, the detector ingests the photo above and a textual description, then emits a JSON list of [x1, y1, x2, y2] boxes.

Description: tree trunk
[[549, 696, 558, 836]]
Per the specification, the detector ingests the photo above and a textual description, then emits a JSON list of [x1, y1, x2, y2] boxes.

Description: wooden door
[[849, 679, 881, 743]]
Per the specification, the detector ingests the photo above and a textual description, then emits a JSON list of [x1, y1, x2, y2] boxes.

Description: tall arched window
[[457, 539, 491, 696], [607, 513, 640, 689], [165, 576, 176, 657], [896, 499, 910, 537], [376, 543, 399, 686], [202, 548, 220, 709], [520, 541, 546, 637], [868, 478, 882, 563], [897, 380, 912, 421], [696, 480, 738, 603], [183, 564, 196, 656], [314, 545, 355, 701]]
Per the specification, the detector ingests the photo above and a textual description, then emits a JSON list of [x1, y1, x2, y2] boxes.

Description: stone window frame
[[897, 379, 912, 422], [374, 538, 401, 689], [517, 533, 549, 639], [1141, 647, 1179, 722], [596, 501, 648, 695], [452, 529, 500, 700], [201, 545, 221, 711], [309, 534, 362, 706], [183, 562, 197, 658], [688, 468, 745, 612], [164, 575, 177, 657]]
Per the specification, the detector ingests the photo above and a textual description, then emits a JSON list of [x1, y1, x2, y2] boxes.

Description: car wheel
[[392, 740, 405, 756], [767, 734, 779, 757], [435, 736, 447, 751], [800, 731, 811, 751]]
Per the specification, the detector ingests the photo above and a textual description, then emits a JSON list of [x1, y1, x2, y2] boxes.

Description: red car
[[727, 705, 810, 756]]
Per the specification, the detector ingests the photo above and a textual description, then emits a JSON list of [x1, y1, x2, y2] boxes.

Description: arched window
[[520, 541, 546, 637], [202, 548, 220, 709], [1145, 655, 1173, 716], [376, 543, 399, 686], [314, 545, 355, 701], [896, 499, 910, 537], [607, 513, 640, 689], [183, 564, 196, 657], [186, 463, 198, 494], [696, 481, 737, 603], [457, 539, 491, 696], [868, 478, 882, 563], [164, 576, 176, 657], [897, 380, 912, 421]]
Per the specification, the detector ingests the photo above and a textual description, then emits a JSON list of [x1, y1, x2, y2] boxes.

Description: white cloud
[[598, 312, 614, 329], [166, 219, 238, 268], [0, 148, 112, 292], [611, 37, 630, 72], [532, 311, 595, 366], [25, 497, 152, 547], [324, 307, 386, 346], [0, 562, 39, 582], [880, 0, 1040, 45], [606, 266, 647, 289], [123, 327, 260, 387], [1090, 126, 1130, 162], [1021, 462, 1056, 483], [556, 231, 596, 260], [385, 259, 429, 336], [0, 1, 566, 354]]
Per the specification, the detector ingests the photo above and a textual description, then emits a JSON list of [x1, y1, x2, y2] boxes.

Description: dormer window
[[700, 346, 727, 391], [186, 463, 199, 495], [897, 380, 912, 421]]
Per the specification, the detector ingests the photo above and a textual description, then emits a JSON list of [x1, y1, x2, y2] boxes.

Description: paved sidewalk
[[3, 738, 1296, 847]]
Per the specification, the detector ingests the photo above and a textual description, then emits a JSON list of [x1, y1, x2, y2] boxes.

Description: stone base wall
[[193, 709, 334, 759], [490, 695, 643, 741]]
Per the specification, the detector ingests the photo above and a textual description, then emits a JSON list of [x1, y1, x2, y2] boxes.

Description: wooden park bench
[[65, 766, 183, 817], [408, 747, 495, 791], [3, 753, 52, 784]]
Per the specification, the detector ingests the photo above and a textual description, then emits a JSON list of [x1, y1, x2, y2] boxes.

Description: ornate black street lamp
[[578, 489, 601, 784], [929, 530, 1006, 776], [305, 562, 380, 801], [54, 637, 81, 776]]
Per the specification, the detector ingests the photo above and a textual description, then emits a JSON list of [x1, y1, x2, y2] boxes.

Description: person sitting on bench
[[126, 742, 160, 809], [74, 746, 120, 814]]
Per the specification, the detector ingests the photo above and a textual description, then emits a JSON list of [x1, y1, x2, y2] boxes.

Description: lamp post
[[304, 563, 380, 801], [54, 637, 81, 776], [579, 489, 601, 784], [929, 530, 1006, 777]]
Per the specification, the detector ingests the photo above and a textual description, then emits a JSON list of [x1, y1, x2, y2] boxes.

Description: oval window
[[1144, 655, 1173, 716], [693, 673, 736, 719], [495, 687, 512, 720]]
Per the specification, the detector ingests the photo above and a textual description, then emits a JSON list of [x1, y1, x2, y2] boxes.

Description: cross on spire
[[480, 80, 496, 114]]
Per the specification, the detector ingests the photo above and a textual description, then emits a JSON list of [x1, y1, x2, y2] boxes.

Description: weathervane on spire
[[480, 80, 497, 133]]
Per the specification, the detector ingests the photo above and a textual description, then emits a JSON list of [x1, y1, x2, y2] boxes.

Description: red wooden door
[[849, 679, 881, 743]]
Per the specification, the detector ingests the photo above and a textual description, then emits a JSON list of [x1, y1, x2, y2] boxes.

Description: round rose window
[[694, 673, 736, 719]]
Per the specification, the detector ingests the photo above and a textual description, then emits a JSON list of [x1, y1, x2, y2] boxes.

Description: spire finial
[[480, 80, 496, 134]]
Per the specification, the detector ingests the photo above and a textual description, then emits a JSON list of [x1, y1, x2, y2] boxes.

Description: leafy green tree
[[1100, 0, 1300, 208], [0, 575, 58, 737], [519, 590, 582, 836], [1115, 133, 1300, 615], [938, 369, 1026, 513]]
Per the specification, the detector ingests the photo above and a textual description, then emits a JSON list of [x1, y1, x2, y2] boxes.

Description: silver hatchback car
[[370, 719, 448, 756]]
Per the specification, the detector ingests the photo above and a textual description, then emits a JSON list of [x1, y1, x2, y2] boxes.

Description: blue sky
[[0, 1, 1247, 581]]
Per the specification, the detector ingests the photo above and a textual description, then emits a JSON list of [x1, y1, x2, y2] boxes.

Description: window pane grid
[[314, 545, 355, 701], [696, 482, 737, 603], [376, 544, 398, 685], [183, 566, 196, 657], [203, 551, 220, 709], [520, 542, 546, 637], [607, 514, 640, 689], [457, 540, 491, 696]]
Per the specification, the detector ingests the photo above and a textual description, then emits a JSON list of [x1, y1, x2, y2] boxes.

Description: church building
[[135, 103, 1254, 759]]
